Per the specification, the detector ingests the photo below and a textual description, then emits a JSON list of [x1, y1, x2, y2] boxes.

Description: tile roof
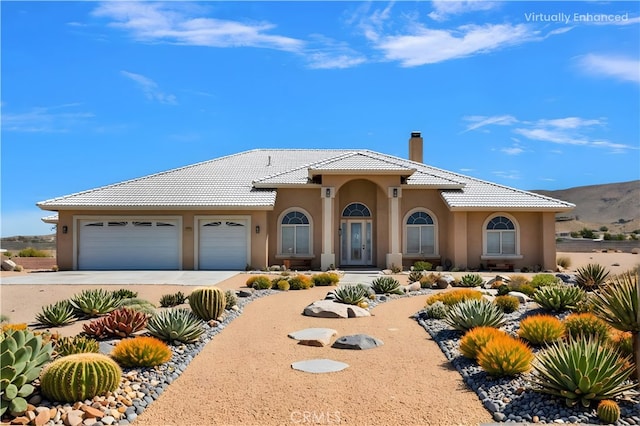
[[37, 149, 574, 211]]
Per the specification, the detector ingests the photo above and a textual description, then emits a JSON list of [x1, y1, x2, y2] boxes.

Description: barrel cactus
[[188, 287, 226, 321], [1, 329, 54, 416], [40, 353, 122, 403], [597, 400, 621, 424]]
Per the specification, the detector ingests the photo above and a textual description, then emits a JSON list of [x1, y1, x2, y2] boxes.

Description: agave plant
[[333, 284, 368, 305], [146, 308, 205, 344], [371, 277, 403, 295], [532, 285, 586, 312], [35, 300, 77, 327], [69, 289, 120, 318], [459, 273, 484, 288], [444, 299, 505, 332], [575, 263, 610, 292], [530, 337, 636, 407], [592, 270, 640, 382]]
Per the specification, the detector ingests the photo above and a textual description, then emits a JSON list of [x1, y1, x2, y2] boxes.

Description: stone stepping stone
[[332, 334, 383, 350], [288, 328, 338, 347], [291, 359, 349, 374]]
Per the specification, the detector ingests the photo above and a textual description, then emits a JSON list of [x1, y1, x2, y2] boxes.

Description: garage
[[199, 219, 248, 270], [78, 219, 180, 270]]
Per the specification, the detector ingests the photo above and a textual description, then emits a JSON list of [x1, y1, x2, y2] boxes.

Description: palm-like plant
[[592, 270, 640, 383], [575, 263, 610, 292]]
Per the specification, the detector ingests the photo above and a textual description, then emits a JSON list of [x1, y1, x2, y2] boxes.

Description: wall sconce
[[62, 225, 68, 234], [255, 225, 260, 234], [338, 227, 342, 236], [325, 188, 331, 198], [393, 188, 398, 198]]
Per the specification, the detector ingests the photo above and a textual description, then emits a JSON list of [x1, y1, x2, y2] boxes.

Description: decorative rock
[[556, 273, 576, 284], [291, 359, 349, 374], [332, 334, 383, 350], [402, 282, 421, 293], [508, 291, 532, 303], [493, 412, 506, 422], [1, 259, 16, 271], [435, 275, 455, 289], [236, 289, 253, 297], [64, 411, 84, 426], [288, 328, 338, 347], [10, 416, 29, 425], [302, 300, 371, 318], [34, 409, 51, 426], [80, 405, 104, 418]]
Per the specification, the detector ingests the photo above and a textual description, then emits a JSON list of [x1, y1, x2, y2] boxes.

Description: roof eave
[[36, 204, 276, 211], [446, 205, 575, 212], [308, 168, 416, 178]]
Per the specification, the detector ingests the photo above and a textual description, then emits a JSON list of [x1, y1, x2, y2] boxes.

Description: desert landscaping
[[0, 251, 638, 426]]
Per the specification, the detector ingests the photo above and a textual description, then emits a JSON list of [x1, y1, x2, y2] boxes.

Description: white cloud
[[2, 104, 94, 133], [537, 117, 605, 129], [93, 2, 303, 52], [501, 146, 524, 155], [578, 54, 640, 84], [462, 115, 518, 133], [492, 170, 521, 180], [375, 23, 537, 67], [428, 0, 500, 22], [305, 35, 367, 69], [121, 71, 177, 105]]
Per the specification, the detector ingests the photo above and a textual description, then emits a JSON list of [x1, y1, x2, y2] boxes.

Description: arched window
[[342, 203, 371, 217], [405, 210, 436, 255], [280, 210, 311, 255], [485, 215, 517, 255]]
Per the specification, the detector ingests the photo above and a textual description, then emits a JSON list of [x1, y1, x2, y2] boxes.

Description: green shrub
[[517, 315, 565, 346], [117, 298, 157, 316], [564, 313, 610, 343], [459, 326, 507, 359], [477, 335, 534, 377], [444, 299, 505, 332], [147, 308, 204, 344], [312, 272, 340, 286], [423, 301, 448, 319], [334, 285, 368, 305], [556, 256, 571, 269], [224, 290, 238, 309], [530, 274, 560, 288], [251, 276, 273, 290], [277, 280, 290, 291], [13, 265, 23, 272], [69, 289, 120, 318], [458, 274, 483, 287], [420, 273, 441, 288], [54, 335, 99, 357], [493, 295, 520, 313], [288, 275, 313, 290], [532, 285, 586, 312], [17, 248, 48, 257], [0, 329, 54, 416], [575, 263, 610, 292], [111, 336, 172, 367], [111, 289, 138, 299], [426, 289, 483, 307], [35, 300, 77, 327], [159, 292, 187, 308], [531, 337, 635, 407], [246, 275, 270, 288], [609, 330, 633, 358], [371, 277, 402, 294], [40, 353, 122, 403], [412, 261, 432, 271]]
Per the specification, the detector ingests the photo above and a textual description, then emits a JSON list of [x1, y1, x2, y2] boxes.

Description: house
[[38, 132, 574, 271]]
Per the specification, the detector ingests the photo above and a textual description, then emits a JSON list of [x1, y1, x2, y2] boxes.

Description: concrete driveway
[[0, 270, 240, 286]]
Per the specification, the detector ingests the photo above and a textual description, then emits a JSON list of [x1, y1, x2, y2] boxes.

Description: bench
[[487, 262, 514, 272], [283, 258, 312, 270]]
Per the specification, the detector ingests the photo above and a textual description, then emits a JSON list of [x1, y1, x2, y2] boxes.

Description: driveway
[[0, 270, 240, 286]]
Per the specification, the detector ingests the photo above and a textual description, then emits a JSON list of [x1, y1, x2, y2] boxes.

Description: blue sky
[[1, 1, 639, 237]]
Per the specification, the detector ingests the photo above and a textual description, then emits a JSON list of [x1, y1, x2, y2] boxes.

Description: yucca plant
[[69, 289, 120, 318], [530, 337, 636, 407], [459, 273, 483, 287], [146, 308, 205, 344], [334, 284, 368, 305], [575, 263, 610, 292], [564, 313, 610, 344], [477, 335, 534, 377], [111, 336, 172, 367], [35, 300, 77, 327], [371, 277, 403, 295], [54, 335, 100, 357], [532, 285, 586, 312], [444, 299, 505, 332], [459, 326, 507, 359], [592, 270, 640, 382], [517, 314, 565, 346]]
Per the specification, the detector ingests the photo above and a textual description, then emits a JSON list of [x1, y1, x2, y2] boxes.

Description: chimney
[[409, 131, 423, 163]]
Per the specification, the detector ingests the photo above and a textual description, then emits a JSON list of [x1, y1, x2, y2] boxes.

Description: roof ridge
[[252, 150, 358, 183]]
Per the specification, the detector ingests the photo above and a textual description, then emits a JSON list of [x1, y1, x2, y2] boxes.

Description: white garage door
[[199, 220, 248, 270], [78, 220, 180, 270]]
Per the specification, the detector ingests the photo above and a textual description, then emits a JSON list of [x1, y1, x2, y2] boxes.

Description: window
[[342, 203, 371, 217], [485, 215, 517, 255], [280, 210, 311, 255], [405, 211, 436, 255]]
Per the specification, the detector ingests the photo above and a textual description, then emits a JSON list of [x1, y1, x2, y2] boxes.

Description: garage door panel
[[79, 220, 179, 270], [199, 220, 247, 270]]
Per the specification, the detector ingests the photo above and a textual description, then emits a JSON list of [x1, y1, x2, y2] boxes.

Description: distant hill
[[0, 234, 56, 251], [532, 180, 640, 234]]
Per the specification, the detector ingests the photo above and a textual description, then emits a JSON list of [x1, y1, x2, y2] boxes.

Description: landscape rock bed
[[417, 305, 640, 424]]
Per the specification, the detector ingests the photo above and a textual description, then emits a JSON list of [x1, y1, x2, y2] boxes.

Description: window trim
[[481, 213, 523, 259], [277, 208, 314, 258], [402, 208, 439, 257]]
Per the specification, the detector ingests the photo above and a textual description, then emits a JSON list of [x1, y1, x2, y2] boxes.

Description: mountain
[[532, 180, 640, 234]]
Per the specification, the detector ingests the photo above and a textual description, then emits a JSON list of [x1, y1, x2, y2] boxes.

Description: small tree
[[600, 226, 609, 232]]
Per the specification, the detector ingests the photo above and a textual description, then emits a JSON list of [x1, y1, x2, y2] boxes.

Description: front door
[[341, 220, 372, 266]]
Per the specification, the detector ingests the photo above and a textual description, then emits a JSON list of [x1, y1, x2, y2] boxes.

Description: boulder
[[402, 282, 422, 293], [291, 359, 349, 374], [303, 300, 371, 318], [332, 334, 383, 350], [556, 273, 576, 285], [288, 328, 338, 347], [435, 275, 455, 289], [1, 259, 17, 271], [508, 291, 531, 303], [236, 289, 254, 298], [632, 247, 640, 254]]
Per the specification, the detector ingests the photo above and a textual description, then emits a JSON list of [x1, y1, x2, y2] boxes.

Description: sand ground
[[0, 251, 638, 425]]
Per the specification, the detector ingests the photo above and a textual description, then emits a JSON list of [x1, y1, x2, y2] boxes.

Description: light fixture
[[62, 225, 68, 234], [255, 225, 260, 234], [325, 188, 331, 198], [338, 227, 342, 236], [393, 188, 398, 198]]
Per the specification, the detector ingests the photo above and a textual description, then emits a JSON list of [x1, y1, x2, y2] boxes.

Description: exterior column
[[452, 211, 468, 269], [320, 187, 335, 270], [542, 212, 556, 271], [386, 187, 403, 269]]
